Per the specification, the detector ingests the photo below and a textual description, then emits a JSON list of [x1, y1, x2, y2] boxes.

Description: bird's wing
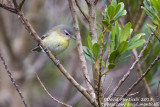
[[41, 32, 50, 40]]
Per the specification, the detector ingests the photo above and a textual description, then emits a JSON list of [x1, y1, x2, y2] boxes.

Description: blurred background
[[0, 0, 160, 107]]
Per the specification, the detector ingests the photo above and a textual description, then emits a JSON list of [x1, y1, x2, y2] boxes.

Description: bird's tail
[[32, 46, 42, 52]]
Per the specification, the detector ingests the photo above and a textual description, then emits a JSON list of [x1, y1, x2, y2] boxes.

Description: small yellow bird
[[32, 24, 76, 64]]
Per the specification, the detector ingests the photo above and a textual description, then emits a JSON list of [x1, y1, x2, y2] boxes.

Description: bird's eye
[[64, 31, 70, 36], [65, 32, 69, 35]]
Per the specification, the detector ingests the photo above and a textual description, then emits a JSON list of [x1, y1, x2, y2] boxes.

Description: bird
[[32, 24, 76, 65]]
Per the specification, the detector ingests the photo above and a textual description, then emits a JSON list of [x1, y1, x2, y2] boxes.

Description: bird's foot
[[55, 56, 60, 66]]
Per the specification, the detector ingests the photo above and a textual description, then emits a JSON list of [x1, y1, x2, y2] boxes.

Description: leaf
[[87, 36, 92, 51], [102, 20, 110, 27], [111, 0, 117, 7], [110, 26, 116, 53], [83, 46, 95, 64], [108, 63, 115, 70], [98, 33, 102, 45], [85, 54, 95, 64], [109, 50, 119, 63], [92, 43, 100, 58], [114, 2, 126, 21], [108, 5, 116, 19], [102, 61, 106, 69], [119, 22, 132, 43], [116, 54, 131, 63], [127, 39, 145, 50], [117, 41, 128, 55], [124, 100, 131, 107], [103, 42, 107, 54], [142, 42, 152, 58], [129, 33, 145, 45]]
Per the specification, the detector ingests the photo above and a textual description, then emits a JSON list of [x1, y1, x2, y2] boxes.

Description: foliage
[[83, 0, 145, 71]]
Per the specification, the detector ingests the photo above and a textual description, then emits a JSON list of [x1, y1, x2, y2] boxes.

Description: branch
[[19, 0, 25, 10], [0, 2, 17, 13], [108, 33, 154, 98], [113, 55, 160, 106], [150, 28, 160, 42], [0, 52, 28, 107], [68, 0, 97, 105], [75, 0, 89, 22], [35, 72, 71, 107]]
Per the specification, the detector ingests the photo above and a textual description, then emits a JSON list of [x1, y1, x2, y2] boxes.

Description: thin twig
[[19, 0, 25, 10], [108, 33, 154, 99], [35, 72, 71, 107], [75, 0, 89, 22], [150, 28, 160, 42], [68, 0, 97, 104], [0, 52, 28, 107], [113, 55, 160, 106], [0, 2, 17, 13], [104, 79, 113, 95]]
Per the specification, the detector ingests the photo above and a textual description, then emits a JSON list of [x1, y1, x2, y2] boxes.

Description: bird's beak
[[71, 35, 76, 40]]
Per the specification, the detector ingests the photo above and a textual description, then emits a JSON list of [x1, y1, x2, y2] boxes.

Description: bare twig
[[113, 55, 160, 106], [150, 28, 160, 42], [108, 33, 154, 99], [19, 0, 25, 10], [75, 0, 89, 22], [35, 72, 71, 107], [132, 49, 155, 103], [0, 52, 28, 107], [104, 79, 113, 95], [68, 0, 97, 104], [0, 2, 17, 13]]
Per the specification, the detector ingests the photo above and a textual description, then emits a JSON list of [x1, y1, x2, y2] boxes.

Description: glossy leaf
[[119, 22, 132, 43], [87, 36, 92, 51], [117, 41, 128, 55], [93, 43, 100, 58], [111, 0, 117, 7], [129, 33, 145, 45], [108, 5, 115, 19], [110, 26, 116, 53], [108, 63, 115, 70], [127, 39, 145, 50], [109, 50, 119, 63]]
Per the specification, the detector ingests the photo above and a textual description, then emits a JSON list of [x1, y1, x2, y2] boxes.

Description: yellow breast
[[42, 32, 69, 55]]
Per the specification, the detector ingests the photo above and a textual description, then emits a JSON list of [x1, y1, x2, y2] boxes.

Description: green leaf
[[108, 63, 115, 70], [103, 42, 107, 54], [111, 0, 117, 7], [127, 39, 145, 50], [117, 41, 128, 55], [87, 36, 92, 51], [93, 43, 100, 58], [108, 5, 116, 19], [116, 54, 131, 63], [102, 20, 110, 27], [151, 0, 160, 14], [129, 33, 145, 45], [83, 46, 95, 64], [85, 54, 95, 64], [109, 50, 119, 63], [114, 2, 126, 21], [110, 26, 116, 53], [120, 22, 132, 43], [98, 33, 102, 45], [143, 42, 152, 58], [102, 61, 106, 69], [124, 100, 131, 107]]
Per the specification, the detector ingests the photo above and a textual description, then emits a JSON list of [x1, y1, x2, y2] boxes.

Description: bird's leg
[[55, 56, 60, 66], [44, 46, 49, 51]]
